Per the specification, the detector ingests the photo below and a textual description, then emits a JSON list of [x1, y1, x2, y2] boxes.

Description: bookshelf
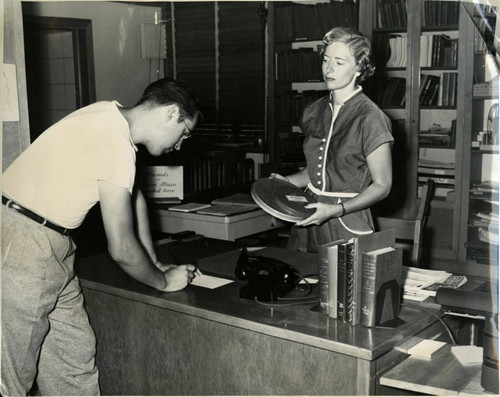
[[360, 0, 473, 262], [268, 0, 358, 171], [457, 2, 498, 268], [266, 1, 497, 269]]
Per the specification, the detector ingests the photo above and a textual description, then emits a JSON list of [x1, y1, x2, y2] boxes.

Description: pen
[[192, 259, 203, 277], [170, 251, 202, 277]]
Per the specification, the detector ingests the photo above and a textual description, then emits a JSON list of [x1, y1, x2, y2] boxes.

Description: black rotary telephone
[[235, 248, 301, 302]]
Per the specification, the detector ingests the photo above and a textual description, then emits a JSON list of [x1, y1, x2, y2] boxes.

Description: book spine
[[318, 246, 330, 315], [352, 239, 362, 326], [344, 242, 355, 323], [337, 244, 346, 319], [360, 252, 377, 327], [327, 246, 338, 319]]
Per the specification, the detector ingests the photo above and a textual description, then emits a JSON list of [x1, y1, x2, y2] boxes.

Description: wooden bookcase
[[266, 0, 358, 173], [358, 0, 476, 265], [267, 0, 498, 271], [457, 2, 498, 271]]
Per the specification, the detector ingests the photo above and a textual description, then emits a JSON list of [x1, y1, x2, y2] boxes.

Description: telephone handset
[[235, 248, 300, 302]]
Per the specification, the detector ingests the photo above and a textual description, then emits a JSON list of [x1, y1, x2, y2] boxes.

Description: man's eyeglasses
[[182, 119, 193, 138], [174, 119, 193, 151]]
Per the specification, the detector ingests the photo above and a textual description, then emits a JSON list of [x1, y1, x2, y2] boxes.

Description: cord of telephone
[[252, 280, 459, 342], [401, 303, 457, 345], [254, 273, 320, 307]]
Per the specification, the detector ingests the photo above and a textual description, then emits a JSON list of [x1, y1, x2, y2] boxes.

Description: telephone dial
[[235, 248, 301, 302]]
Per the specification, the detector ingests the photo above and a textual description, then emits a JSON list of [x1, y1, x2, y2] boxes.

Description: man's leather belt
[[2, 196, 71, 236]]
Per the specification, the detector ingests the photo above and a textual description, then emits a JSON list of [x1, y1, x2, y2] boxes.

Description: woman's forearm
[[340, 182, 390, 215]]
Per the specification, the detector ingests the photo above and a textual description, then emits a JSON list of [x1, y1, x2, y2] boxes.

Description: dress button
[[319, 156, 323, 160], [317, 172, 321, 176], [319, 147, 324, 151], [322, 138, 326, 142], [317, 181, 322, 185], [318, 164, 322, 168]]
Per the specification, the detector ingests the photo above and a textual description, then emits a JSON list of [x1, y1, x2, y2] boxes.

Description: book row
[[384, 34, 458, 68], [275, 89, 329, 125], [318, 229, 402, 327], [422, 1, 460, 27], [376, 0, 459, 29], [378, 72, 457, 107], [376, 0, 407, 29], [275, 48, 323, 82], [275, 1, 357, 42]]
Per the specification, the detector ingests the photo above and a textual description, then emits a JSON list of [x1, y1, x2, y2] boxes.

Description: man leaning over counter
[[1, 78, 201, 396]]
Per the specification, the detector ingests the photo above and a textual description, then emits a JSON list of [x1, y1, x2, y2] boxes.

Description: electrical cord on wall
[[401, 302, 457, 345]]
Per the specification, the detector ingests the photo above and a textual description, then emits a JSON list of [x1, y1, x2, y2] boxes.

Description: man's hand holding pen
[[155, 261, 203, 292]]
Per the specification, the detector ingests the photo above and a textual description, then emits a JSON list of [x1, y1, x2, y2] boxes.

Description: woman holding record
[[271, 27, 393, 253]]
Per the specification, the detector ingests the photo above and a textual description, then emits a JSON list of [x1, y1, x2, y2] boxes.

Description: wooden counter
[[77, 245, 443, 395]]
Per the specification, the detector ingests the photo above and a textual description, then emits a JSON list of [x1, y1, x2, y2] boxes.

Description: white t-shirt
[[2, 101, 137, 229]]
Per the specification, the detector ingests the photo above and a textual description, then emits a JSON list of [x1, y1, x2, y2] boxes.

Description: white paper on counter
[[191, 275, 234, 289]]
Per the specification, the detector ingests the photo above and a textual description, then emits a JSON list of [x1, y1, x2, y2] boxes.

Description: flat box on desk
[[150, 207, 286, 241]]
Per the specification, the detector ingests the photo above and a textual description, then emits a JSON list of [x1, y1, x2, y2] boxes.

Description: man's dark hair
[[135, 78, 201, 120]]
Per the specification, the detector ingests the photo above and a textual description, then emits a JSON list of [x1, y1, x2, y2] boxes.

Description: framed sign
[[140, 166, 183, 201]]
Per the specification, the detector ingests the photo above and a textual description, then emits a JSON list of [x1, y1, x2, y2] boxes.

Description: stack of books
[[419, 121, 456, 148], [470, 181, 499, 246], [417, 159, 455, 200], [318, 229, 402, 327]]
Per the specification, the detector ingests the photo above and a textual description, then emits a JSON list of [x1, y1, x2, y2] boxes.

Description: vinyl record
[[251, 178, 316, 222]]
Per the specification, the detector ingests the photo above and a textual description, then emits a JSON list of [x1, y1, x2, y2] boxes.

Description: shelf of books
[[271, 0, 358, 168], [417, 0, 461, 210], [463, 2, 498, 265]]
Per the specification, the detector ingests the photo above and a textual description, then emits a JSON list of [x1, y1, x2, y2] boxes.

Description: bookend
[[235, 248, 300, 302], [372, 279, 403, 327]]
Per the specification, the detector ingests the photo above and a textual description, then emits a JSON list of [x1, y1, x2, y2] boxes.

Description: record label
[[285, 195, 309, 203]]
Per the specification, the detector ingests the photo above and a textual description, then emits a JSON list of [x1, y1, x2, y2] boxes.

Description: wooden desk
[[149, 206, 286, 241], [380, 344, 495, 395], [77, 246, 444, 395]]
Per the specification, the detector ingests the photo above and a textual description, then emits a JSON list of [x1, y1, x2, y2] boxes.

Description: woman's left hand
[[295, 202, 343, 227]]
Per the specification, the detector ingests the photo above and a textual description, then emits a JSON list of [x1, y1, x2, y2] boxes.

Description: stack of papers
[[402, 267, 467, 301], [451, 345, 483, 365], [407, 339, 446, 360]]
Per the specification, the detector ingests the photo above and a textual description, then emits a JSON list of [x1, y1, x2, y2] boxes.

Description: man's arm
[[97, 180, 194, 292], [132, 186, 159, 265]]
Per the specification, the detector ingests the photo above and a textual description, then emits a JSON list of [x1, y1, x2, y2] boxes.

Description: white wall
[[22, 1, 162, 106]]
